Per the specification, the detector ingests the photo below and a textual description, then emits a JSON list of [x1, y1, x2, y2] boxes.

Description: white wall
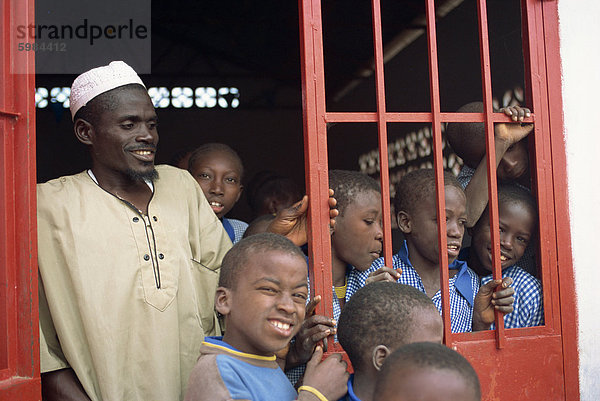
[[558, 1, 600, 400]]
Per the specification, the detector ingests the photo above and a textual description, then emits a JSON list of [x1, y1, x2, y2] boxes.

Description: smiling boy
[[188, 143, 248, 243], [353, 169, 515, 332], [185, 233, 349, 401], [463, 183, 543, 328]]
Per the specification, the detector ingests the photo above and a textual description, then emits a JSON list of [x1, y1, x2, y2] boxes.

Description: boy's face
[[377, 369, 477, 401], [400, 185, 467, 266], [471, 200, 535, 272], [331, 190, 383, 271], [216, 250, 308, 356], [190, 150, 243, 219], [497, 139, 528, 181]]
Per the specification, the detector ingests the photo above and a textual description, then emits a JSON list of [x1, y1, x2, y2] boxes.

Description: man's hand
[[365, 266, 401, 285], [495, 106, 534, 145], [299, 346, 349, 401], [267, 190, 338, 246], [472, 277, 515, 331], [42, 368, 91, 401], [286, 295, 336, 369]]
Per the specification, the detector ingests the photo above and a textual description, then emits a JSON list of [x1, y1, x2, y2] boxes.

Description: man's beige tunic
[[37, 165, 232, 401]]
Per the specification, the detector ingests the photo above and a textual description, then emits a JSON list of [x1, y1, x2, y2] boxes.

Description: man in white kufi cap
[[37, 61, 331, 401], [37, 61, 233, 401]]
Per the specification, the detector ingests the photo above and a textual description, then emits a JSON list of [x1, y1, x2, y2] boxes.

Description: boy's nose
[[210, 180, 224, 195], [276, 295, 296, 314], [500, 233, 513, 250], [447, 221, 462, 238], [375, 221, 383, 240]]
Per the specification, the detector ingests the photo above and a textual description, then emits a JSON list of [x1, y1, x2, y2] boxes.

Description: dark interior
[[35, 0, 526, 224]]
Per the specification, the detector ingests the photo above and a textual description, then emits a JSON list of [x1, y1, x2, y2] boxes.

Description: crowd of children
[[172, 102, 541, 401]]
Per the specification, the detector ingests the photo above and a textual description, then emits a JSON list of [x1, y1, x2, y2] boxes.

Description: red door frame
[[298, 0, 579, 399], [0, 0, 40, 399]]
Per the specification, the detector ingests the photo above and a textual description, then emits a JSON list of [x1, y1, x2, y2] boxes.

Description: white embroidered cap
[[70, 61, 146, 120]]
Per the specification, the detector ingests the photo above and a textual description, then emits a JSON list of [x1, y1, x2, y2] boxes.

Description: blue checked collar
[[399, 241, 475, 307]]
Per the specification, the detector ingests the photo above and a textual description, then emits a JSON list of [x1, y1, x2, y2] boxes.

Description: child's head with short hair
[[328, 170, 383, 271], [188, 143, 244, 219], [242, 214, 276, 239], [373, 342, 481, 401], [394, 169, 467, 266], [215, 233, 308, 356], [469, 183, 537, 275], [246, 171, 302, 218], [446, 101, 529, 181], [338, 282, 442, 375]]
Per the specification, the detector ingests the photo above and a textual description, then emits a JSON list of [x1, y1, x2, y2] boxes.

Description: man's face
[[402, 185, 467, 266], [471, 200, 535, 273], [218, 250, 308, 356], [331, 190, 383, 271], [89, 87, 159, 180], [498, 139, 528, 181], [190, 150, 243, 219]]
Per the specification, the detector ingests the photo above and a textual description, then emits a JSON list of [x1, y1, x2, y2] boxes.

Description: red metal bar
[[298, 0, 337, 352], [0, 0, 40, 397], [370, 0, 393, 267], [324, 111, 534, 124], [424, 0, 452, 347], [476, 0, 505, 348]]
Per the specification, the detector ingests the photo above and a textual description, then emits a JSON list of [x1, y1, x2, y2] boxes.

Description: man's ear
[[215, 287, 232, 316], [397, 211, 411, 234], [372, 345, 391, 371], [74, 118, 94, 146]]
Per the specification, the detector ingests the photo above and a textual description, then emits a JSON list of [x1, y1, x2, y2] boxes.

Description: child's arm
[[284, 296, 337, 370], [472, 277, 515, 331], [267, 190, 338, 246], [464, 106, 533, 227], [298, 346, 349, 401]]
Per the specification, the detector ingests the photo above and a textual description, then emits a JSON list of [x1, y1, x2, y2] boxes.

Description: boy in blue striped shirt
[[350, 169, 514, 332], [462, 183, 543, 328]]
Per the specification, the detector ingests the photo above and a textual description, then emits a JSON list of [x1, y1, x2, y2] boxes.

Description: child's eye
[[458, 219, 467, 226], [293, 292, 308, 301], [364, 219, 374, 225], [517, 236, 529, 244], [259, 287, 278, 294], [198, 173, 211, 180], [225, 177, 238, 184]]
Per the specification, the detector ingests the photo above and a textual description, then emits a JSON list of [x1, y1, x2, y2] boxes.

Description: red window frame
[[298, 0, 579, 399], [0, 0, 40, 399]]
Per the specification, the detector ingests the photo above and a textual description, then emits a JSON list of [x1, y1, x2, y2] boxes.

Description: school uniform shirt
[[349, 241, 480, 333], [222, 217, 248, 244], [38, 165, 232, 401], [185, 337, 298, 401], [287, 265, 364, 385]]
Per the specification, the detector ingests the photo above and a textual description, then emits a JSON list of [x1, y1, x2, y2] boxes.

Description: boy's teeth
[[134, 150, 152, 155], [272, 321, 290, 330], [500, 255, 507, 261], [210, 202, 223, 207]]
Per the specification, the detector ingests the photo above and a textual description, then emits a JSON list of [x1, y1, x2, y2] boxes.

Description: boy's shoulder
[[186, 337, 296, 401]]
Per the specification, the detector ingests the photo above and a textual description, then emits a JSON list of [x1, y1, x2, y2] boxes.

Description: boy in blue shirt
[[373, 342, 481, 401], [352, 169, 514, 332], [185, 233, 349, 401], [188, 143, 248, 243], [337, 282, 443, 401], [463, 183, 543, 328]]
